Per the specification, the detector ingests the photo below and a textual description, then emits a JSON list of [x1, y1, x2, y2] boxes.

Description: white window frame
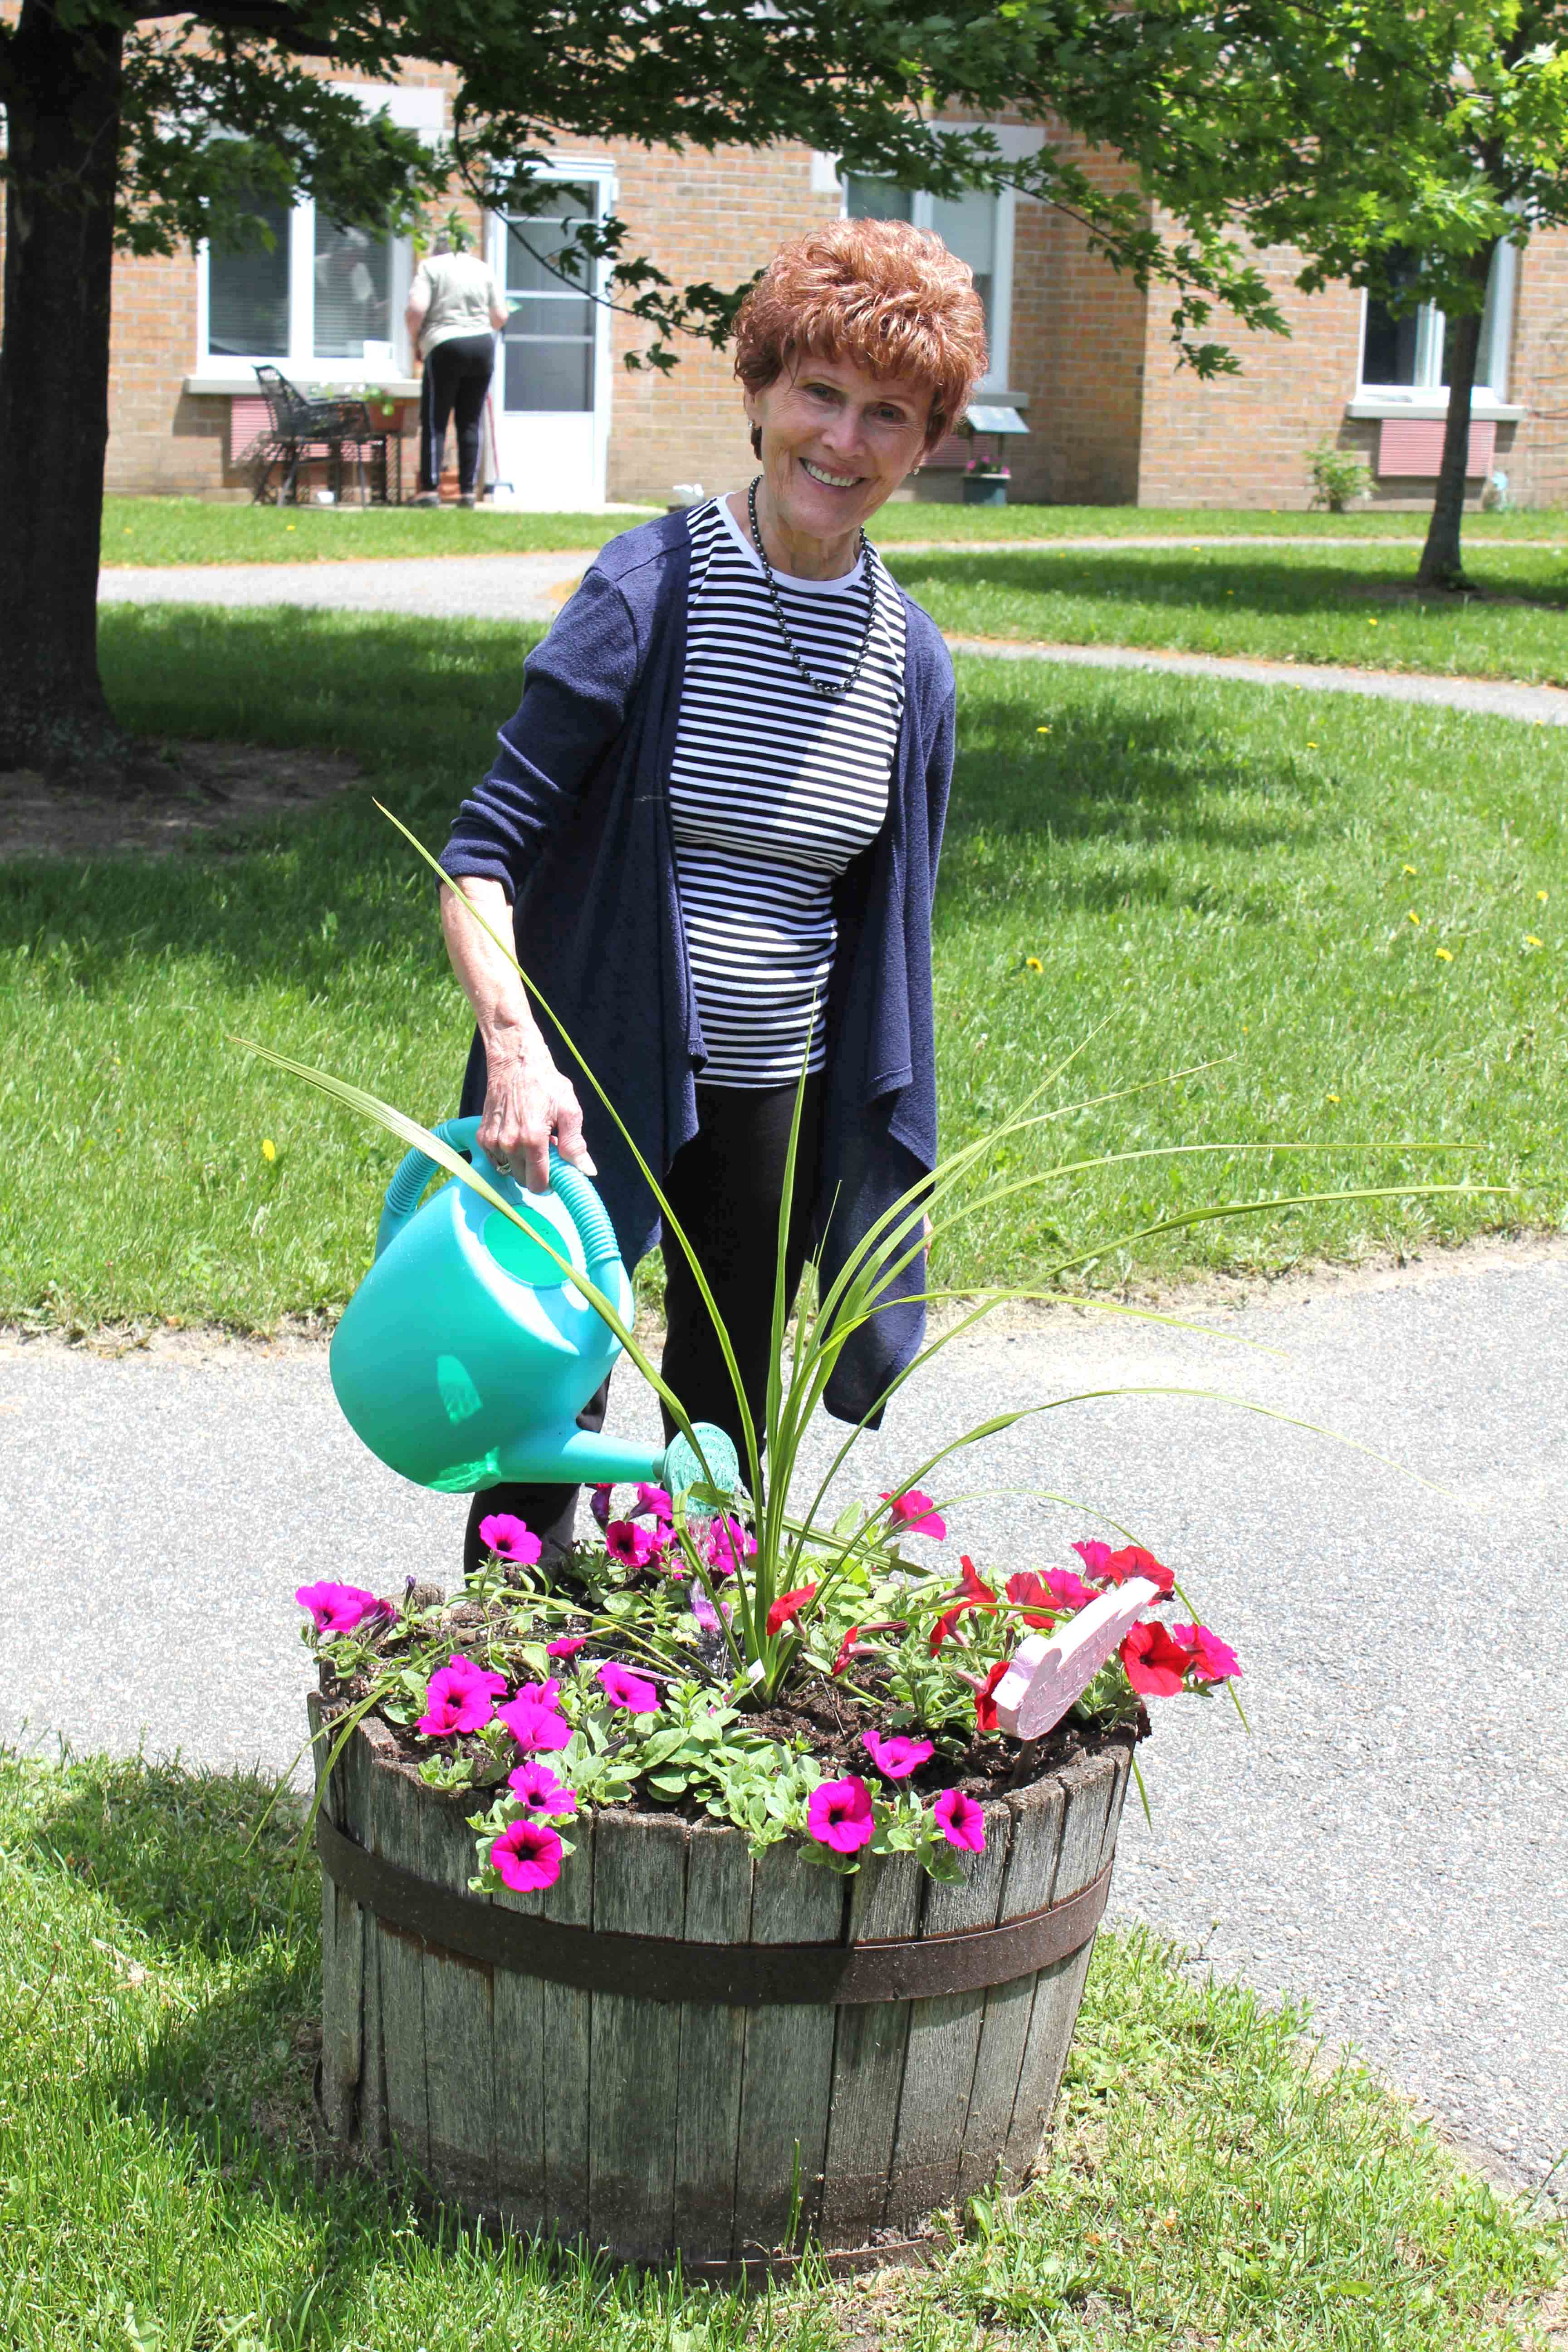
[[192, 81, 440, 386], [837, 159, 1016, 390], [1356, 241, 1519, 407]]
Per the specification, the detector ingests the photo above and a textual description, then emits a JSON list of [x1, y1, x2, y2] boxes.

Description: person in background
[[405, 213, 509, 509], [437, 216, 986, 1576]]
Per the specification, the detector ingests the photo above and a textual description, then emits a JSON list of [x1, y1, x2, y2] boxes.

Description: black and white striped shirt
[[670, 495, 906, 1088]]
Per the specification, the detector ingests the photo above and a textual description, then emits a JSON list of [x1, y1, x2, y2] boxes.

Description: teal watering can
[[329, 1116, 739, 1512]]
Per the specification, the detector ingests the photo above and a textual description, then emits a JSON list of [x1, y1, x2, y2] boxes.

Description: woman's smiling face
[[743, 349, 935, 560]]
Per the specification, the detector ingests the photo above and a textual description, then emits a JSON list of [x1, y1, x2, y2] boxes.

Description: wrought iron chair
[[250, 364, 378, 504]]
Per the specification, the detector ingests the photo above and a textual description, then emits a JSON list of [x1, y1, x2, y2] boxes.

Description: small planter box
[[309, 1699, 1132, 2272]]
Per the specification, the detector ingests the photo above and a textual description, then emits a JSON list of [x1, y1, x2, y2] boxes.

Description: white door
[[489, 179, 611, 509]]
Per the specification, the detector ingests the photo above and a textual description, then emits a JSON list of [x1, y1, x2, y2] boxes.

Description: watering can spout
[[329, 1116, 741, 1521]]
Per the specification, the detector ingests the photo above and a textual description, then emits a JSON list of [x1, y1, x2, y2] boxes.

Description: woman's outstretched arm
[[440, 876, 595, 1193]]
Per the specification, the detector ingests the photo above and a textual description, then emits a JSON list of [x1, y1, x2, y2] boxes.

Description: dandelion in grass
[[597, 1661, 661, 1714], [1525, 936, 1543, 951], [417, 1654, 507, 1736], [478, 1512, 541, 1566], [1024, 956, 1043, 972], [507, 1759, 578, 1817], [1406, 911, 1421, 926], [1402, 863, 1418, 876], [1436, 948, 1455, 962], [862, 1729, 933, 1780], [295, 1580, 387, 1636], [1538, 890, 1549, 903], [932, 1788, 985, 1852], [490, 1817, 563, 1892], [261, 1137, 277, 1163], [807, 1775, 876, 1854]]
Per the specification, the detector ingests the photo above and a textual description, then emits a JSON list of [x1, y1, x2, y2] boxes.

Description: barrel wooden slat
[[958, 1773, 1068, 2203], [733, 1844, 843, 2258], [819, 1851, 924, 2244], [308, 1696, 365, 2146], [884, 1799, 1016, 2227], [540, 1811, 595, 2244], [364, 1751, 432, 2173], [589, 1811, 688, 2256], [1002, 1752, 1118, 2183], [345, 1718, 389, 2161], [420, 1792, 496, 2208], [489, 1820, 548, 2239], [674, 1823, 753, 2262]]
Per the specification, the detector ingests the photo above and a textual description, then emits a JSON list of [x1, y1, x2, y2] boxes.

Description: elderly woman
[[439, 216, 986, 1571]]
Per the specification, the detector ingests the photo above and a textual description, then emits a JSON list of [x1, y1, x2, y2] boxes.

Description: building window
[[1360, 242, 1517, 401], [842, 174, 1012, 387], [204, 190, 400, 372], [499, 182, 600, 413]]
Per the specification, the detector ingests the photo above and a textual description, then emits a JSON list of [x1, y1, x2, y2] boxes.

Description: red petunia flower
[[1074, 1539, 1174, 1599], [1119, 1620, 1191, 1698], [1171, 1622, 1241, 1685], [1004, 1571, 1058, 1630], [765, 1584, 817, 1635], [972, 1658, 1010, 1733], [928, 1555, 997, 1655], [831, 1623, 862, 1677]]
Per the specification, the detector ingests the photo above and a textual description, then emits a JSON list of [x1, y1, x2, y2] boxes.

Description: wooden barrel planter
[[308, 1698, 1132, 2274]]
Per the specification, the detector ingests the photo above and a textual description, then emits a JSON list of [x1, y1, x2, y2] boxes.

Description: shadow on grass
[[888, 545, 1568, 616]]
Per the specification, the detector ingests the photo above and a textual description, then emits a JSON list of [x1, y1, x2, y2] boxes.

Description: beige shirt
[[412, 251, 502, 355]]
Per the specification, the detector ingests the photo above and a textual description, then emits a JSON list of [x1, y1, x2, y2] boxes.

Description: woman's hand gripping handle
[[440, 876, 597, 1194]]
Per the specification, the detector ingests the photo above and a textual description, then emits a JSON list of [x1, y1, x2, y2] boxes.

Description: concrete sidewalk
[[4, 1238, 1564, 2205], [99, 552, 1568, 726]]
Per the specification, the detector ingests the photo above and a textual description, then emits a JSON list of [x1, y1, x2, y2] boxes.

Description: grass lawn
[[1, 1746, 1558, 2351], [884, 543, 1568, 685], [101, 494, 1568, 568], [1, 605, 1564, 1332]]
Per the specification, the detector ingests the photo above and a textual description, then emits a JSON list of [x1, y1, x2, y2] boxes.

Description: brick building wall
[[1007, 140, 1146, 505], [1499, 235, 1568, 509]]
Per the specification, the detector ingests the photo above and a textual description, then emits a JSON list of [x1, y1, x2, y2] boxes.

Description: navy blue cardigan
[[441, 509, 955, 1426]]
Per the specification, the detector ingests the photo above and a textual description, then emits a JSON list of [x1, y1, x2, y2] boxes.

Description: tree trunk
[[1416, 242, 1498, 593], [0, 2, 126, 774]]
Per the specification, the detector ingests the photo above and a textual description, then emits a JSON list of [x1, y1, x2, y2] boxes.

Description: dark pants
[[421, 333, 494, 495], [462, 1078, 823, 1577]]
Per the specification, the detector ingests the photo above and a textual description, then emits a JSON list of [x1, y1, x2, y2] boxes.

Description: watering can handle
[[375, 1117, 625, 1281]]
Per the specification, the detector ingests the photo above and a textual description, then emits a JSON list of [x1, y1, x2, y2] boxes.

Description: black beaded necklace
[[746, 474, 877, 703]]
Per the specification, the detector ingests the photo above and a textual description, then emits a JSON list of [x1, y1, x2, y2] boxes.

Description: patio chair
[[250, 364, 377, 505]]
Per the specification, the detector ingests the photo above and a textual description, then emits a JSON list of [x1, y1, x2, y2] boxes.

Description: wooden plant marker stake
[[992, 1576, 1162, 1741]]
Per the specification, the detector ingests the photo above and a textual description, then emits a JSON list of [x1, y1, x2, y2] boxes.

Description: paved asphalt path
[[3, 1242, 1564, 2205], [99, 553, 1568, 726]]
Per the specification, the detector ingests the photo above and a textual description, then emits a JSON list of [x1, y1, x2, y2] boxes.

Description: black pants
[[421, 333, 494, 494], [462, 1078, 823, 1577]]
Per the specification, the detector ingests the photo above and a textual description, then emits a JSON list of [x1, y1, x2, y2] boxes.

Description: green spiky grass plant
[[241, 810, 1505, 1717]]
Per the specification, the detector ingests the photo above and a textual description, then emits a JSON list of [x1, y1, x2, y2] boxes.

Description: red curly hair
[[733, 216, 988, 453]]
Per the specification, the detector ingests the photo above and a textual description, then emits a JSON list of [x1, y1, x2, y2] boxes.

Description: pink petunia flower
[[691, 1587, 733, 1635], [597, 1660, 661, 1714], [589, 1485, 614, 1531], [490, 1817, 563, 1892], [546, 1635, 588, 1657], [881, 1488, 947, 1540], [497, 1679, 572, 1754], [606, 1519, 662, 1569], [1040, 1567, 1098, 1612], [477, 1513, 542, 1567], [806, 1774, 876, 1854], [706, 1515, 757, 1576], [932, 1787, 986, 1853], [416, 1653, 508, 1737], [634, 1483, 673, 1524], [1004, 1571, 1058, 1630], [1172, 1622, 1241, 1685], [1119, 1620, 1191, 1698], [1073, 1539, 1174, 1599], [765, 1584, 816, 1636], [295, 1580, 386, 1637], [507, 1759, 578, 1818], [862, 1728, 933, 1780]]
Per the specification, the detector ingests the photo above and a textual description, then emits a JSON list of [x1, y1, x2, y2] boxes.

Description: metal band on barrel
[[316, 1811, 1112, 2006]]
